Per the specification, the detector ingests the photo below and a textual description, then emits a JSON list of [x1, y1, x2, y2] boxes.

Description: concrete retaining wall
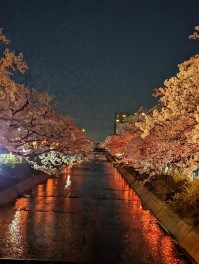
[[0, 173, 50, 207], [108, 155, 199, 263]]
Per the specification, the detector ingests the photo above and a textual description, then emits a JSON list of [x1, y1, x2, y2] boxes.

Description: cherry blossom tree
[[189, 25, 199, 40], [104, 110, 146, 170], [0, 28, 93, 174], [104, 26, 199, 179], [135, 54, 199, 174], [102, 27, 199, 220], [103, 133, 133, 157]]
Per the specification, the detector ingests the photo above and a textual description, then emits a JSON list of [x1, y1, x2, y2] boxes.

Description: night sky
[[0, 0, 199, 141]]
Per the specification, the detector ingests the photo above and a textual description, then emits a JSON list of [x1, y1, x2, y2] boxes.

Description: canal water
[[0, 153, 192, 263]]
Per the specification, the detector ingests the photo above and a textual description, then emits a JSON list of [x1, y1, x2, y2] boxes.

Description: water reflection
[[8, 211, 23, 255], [139, 210, 185, 264], [114, 168, 141, 206], [4, 198, 30, 258], [113, 168, 188, 264], [65, 175, 71, 189], [0, 159, 190, 263]]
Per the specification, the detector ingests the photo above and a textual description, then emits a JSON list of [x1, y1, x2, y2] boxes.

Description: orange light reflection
[[113, 168, 185, 264]]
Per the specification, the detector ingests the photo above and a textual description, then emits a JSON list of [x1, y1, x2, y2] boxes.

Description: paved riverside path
[[0, 153, 191, 264]]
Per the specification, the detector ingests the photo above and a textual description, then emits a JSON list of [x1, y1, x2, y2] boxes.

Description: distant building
[[114, 112, 135, 134]]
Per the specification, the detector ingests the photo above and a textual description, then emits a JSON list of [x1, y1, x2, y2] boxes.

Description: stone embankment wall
[[107, 154, 199, 264], [0, 164, 50, 207]]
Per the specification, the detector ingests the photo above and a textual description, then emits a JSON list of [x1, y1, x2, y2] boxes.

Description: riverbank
[[106, 154, 199, 264], [0, 164, 50, 207]]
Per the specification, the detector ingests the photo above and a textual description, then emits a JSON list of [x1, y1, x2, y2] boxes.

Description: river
[[0, 153, 191, 263]]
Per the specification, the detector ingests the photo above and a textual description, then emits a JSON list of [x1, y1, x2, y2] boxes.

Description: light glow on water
[[65, 175, 71, 190]]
